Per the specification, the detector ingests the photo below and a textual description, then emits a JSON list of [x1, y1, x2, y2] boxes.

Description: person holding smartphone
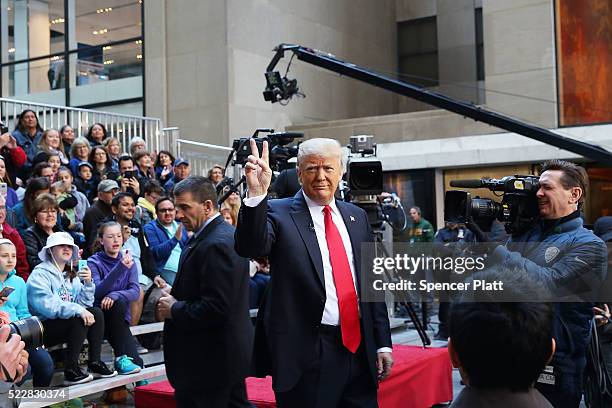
[[87, 221, 143, 374], [0, 238, 54, 387], [26, 232, 116, 385]]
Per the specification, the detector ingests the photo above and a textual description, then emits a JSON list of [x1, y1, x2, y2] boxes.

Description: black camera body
[[9, 316, 44, 349], [445, 175, 540, 235], [231, 132, 303, 171]]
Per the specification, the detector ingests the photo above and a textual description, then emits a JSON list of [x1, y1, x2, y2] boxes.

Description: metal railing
[[0, 97, 234, 176], [0, 97, 169, 154], [175, 138, 233, 177]]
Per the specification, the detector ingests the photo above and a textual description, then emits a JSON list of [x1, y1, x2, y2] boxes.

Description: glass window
[[2, 56, 66, 104], [74, 0, 142, 48], [2, 0, 65, 63], [70, 40, 142, 106]]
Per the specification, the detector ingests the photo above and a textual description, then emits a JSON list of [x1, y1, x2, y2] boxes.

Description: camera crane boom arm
[[265, 43, 612, 166]]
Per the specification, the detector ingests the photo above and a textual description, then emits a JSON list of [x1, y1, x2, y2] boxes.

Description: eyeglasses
[[158, 208, 176, 213]]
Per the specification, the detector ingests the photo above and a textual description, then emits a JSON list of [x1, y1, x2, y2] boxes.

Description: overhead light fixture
[[103, 45, 112, 51], [136, 54, 142, 59], [96, 7, 113, 14], [135, 40, 143, 45], [93, 28, 109, 35], [103, 59, 114, 65], [8, 48, 15, 53], [50, 56, 61, 61], [50, 18, 65, 25]]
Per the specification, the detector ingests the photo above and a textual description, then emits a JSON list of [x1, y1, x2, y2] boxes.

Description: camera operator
[[475, 160, 608, 408]]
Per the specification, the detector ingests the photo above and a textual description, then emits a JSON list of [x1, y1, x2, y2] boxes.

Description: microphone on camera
[[449, 179, 484, 188]]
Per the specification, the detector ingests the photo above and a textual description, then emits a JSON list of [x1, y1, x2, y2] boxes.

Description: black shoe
[[63, 366, 94, 385], [88, 360, 118, 379], [434, 331, 449, 341]]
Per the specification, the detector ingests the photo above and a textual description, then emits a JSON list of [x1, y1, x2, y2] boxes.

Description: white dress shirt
[[244, 192, 392, 353]]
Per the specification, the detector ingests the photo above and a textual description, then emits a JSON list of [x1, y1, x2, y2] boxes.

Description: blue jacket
[[0, 269, 31, 322], [88, 251, 139, 323], [491, 215, 608, 370], [26, 260, 95, 321], [143, 219, 189, 271], [12, 129, 43, 173]]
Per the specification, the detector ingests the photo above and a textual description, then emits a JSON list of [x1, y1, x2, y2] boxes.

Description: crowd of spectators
[[0, 109, 270, 388]]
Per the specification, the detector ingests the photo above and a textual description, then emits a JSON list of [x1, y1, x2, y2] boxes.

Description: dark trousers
[[437, 301, 450, 337], [102, 299, 143, 367], [275, 325, 378, 408], [27, 348, 54, 387], [174, 380, 251, 408], [535, 356, 586, 408], [42, 307, 104, 369]]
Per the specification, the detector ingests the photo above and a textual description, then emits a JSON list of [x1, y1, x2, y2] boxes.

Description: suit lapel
[[178, 216, 223, 269], [290, 191, 325, 290]]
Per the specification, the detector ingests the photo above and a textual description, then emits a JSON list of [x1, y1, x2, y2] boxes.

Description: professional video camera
[[231, 129, 303, 172], [445, 175, 540, 235], [343, 136, 406, 231], [218, 128, 304, 205]]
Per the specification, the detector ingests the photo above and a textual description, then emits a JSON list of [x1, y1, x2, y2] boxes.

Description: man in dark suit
[[157, 176, 253, 408], [236, 138, 393, 407]]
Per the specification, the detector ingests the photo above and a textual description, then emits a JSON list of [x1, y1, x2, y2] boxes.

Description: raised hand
[[244, 139, 272, 198]]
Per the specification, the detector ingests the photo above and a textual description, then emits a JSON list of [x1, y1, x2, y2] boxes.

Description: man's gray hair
[[174, 176, 218, 208], [297, 138, 343, 169]]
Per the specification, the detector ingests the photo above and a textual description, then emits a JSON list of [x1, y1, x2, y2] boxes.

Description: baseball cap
[[98, 179, 120, 193], [174, 158, 189, 167]]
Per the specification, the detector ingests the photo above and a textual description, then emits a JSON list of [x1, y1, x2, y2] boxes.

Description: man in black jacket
[[157, 176, 253, 408], [82, 179, 118, 256]]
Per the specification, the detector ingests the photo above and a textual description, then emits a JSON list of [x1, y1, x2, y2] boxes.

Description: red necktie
[[323, 205, 361, 353]]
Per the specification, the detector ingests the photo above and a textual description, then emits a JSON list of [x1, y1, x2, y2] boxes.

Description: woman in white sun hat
[[26, 232, 117, 385]]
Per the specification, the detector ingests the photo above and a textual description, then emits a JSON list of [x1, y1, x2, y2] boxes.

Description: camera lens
[[9, 316, 44, 349]]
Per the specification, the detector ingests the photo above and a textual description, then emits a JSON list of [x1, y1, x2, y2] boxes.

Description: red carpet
[[135, 345, 453, 408]]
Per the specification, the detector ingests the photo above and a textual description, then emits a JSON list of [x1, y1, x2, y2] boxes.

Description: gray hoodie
[[26, 260, 95, 320]]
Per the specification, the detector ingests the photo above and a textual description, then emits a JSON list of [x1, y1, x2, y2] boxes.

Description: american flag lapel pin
[[350, 216, 355, 222]]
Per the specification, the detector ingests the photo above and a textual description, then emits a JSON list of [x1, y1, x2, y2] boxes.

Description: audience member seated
[[207, 164, 224, 188], [133, 151, 155, 179], [220, 207, 235, 226], [23, 194, 63, 271], [46, 151, 62, 181], [86, 123, 108, 147], [143, 197, 188, 285], [68, 138, 91, 176], [12, 109, 44, 178], [0, 128, 26, 188], [13, 177, 51, 234], [154, 150, 175, 186], [103, 137, 122, 168], [56, 167, 90, 233], [60, 125, 74, 158], [74, 162, 96, 202], [51, 182, 85, 247], [26, 232, 116, 385], [164, 158, 190, 195], [83, 180, 119, 257], [128, 137, 146, 157], [35, 129, 69, 165], [88, 221, 144, 374], [31, 162, 54, 183], [89, 146, 118, 183], [221, 191, 241, 225], [118, 155, 141, 198], [0, 156, 19, 208], [248, 257, 271, 310], [109, 193, 162, 330], [0, 239, 54, 386], [448, 283, 555, 407], [136, 180, 163, 225], [0, 197, 29, 280]]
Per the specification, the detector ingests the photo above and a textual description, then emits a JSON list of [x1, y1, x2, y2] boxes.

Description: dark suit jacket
[[164, 215, 254, 391], [235, 191, 392, 392]]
